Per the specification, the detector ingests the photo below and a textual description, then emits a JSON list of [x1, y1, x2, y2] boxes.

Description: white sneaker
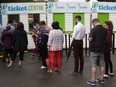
[[103, 74, 109, 78], [40, 66, 47, 69], [109, 73, 114, 77], [6, 64, 12, 68]]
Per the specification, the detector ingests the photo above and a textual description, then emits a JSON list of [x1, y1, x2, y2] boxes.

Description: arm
[[47, 30, 53, 48], [88, 29, 94, 42], [25, 31, 28, 46], [62, 33, 64, 45], [13, 31, 16, 46], [105, 30, 112, 49], [1, 33, 4, 43], [88, 37, 93, 42], [11, 33, 13, 44]]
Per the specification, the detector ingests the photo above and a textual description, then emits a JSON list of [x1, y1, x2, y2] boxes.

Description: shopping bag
[[46, 58, 50, 66]]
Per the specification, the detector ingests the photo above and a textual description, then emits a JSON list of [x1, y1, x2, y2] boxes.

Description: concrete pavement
[[0, 52, 116, 87]]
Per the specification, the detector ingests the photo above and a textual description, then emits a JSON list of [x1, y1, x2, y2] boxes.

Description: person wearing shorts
[[87, 18, 107, 86]]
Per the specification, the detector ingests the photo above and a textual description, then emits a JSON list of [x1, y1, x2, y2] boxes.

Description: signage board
[[47, 2, 89, 13], [1, 3, 46, 14], [91, 2, 116, 13]]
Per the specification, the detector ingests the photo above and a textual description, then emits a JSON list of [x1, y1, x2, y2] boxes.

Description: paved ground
[[0, 52, 116, 87]]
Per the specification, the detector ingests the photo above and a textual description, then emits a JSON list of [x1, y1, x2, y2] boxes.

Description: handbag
[[46, 58, 50, 66]]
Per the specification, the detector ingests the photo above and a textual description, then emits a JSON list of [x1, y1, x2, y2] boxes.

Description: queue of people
[[87, 19, 114, 86], [0, 15, 114, 86], [0, 20, 28, 67], [31, 20, 64, 72]]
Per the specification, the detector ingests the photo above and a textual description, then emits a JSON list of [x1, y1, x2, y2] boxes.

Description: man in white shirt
[[69, 15, 86, 76]]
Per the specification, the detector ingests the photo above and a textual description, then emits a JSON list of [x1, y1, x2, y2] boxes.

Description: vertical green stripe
[[73, 13, 84, 27], [53, 13, 65, 31], [98, 13, 109, 25]]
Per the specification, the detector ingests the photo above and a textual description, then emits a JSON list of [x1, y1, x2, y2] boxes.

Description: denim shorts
[[90, 52, 105, 67]]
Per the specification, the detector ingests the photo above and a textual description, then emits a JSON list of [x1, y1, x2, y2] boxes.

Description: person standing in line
[[13, 22, 17, 29], [39, 21, 49, 69], [7, 22, 28, 67], [0, 25, 4, 53], [103, 21, 114, 78], [2, 26, 13, 63], [31, 28, 39, 57], [69, 15, 86, 76], [87, 18, 107, 86], [47, 22, 64, 74], [6, 20, 15, 33]]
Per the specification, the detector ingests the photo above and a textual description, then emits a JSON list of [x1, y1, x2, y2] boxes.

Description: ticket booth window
[[8, 14, 19, 23], [28, 14, 40, 31]]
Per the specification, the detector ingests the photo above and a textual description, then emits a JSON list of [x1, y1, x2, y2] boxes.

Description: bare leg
[[100, 67, 105, 79], [91, 67, 97, 81]]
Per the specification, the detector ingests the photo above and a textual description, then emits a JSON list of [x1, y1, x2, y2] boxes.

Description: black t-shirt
[[89, 25, 107, 53]]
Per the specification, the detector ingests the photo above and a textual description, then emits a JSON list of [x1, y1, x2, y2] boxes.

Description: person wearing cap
[[2, 26, 13, 63]]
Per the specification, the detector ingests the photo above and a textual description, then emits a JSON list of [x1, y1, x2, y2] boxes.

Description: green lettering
[[28, 6, 32, 11], [28, 5, 44, 11]]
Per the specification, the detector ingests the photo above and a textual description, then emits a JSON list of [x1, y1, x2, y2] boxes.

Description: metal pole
[[65, 34, 67, 56], [68, 34, 71, 48], [85, 34, 87, 56]]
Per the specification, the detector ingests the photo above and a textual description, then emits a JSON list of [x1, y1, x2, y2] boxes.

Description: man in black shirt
[[87, 18, 107, 86]]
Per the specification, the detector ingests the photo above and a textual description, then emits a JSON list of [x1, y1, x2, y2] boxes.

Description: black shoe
[[69, 72, 78, 76], [96, 79, 104, 84], [87, 80, 96, 86]]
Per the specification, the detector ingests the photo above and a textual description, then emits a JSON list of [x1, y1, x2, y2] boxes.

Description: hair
[[104, 21, 113, 31], [108, 21, 113, 30], [52, 21, 60, 29], [92, 18, 99, 23], [8, 20, 13, 24], [75, 15, 81, 21], [39, 21, 46, 26], [13, 23, 17, 28], [17, 22, 24, 31], [6, 25, 11, 30]]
